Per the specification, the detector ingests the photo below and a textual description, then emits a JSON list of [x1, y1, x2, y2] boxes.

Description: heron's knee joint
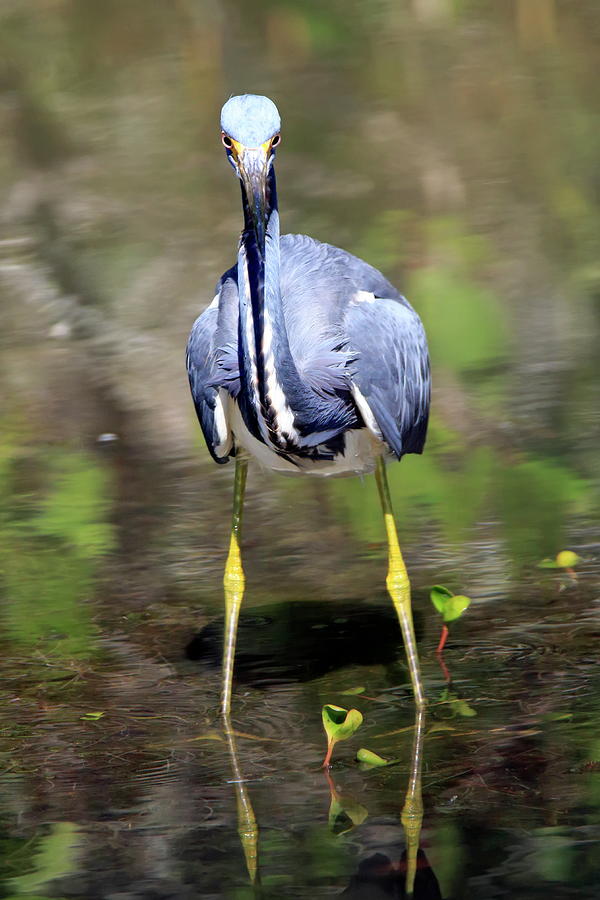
[[224, 567, 245, 592], [386, 571, 410, 599]]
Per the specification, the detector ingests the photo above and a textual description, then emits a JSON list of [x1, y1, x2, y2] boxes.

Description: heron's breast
[[228, 399, 385, 477]]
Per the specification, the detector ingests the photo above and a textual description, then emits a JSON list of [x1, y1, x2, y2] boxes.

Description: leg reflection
[[402, 705, 425, 896], [224, 718, 259, 886], [341, 706, 440, 899]]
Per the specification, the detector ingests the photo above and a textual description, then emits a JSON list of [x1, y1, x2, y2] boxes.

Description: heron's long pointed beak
[[237, 146, 270, 250]]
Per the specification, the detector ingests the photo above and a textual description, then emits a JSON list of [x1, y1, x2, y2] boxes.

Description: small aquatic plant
[[430, 585, 472, 656], [538, 550, 581, 574], [439, 687, 477, 718], [321, 704, 363, 768], [356, 748, 398, 769]]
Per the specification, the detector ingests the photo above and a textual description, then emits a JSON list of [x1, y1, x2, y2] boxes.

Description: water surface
[[0, 2, 599, 897]]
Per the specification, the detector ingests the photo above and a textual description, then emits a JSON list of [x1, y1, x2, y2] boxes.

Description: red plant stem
[[323, 768, 337, 795], [436, 624, 449, 655], [436, 651, 451, 684], [436, 624, 451, 683], [322, 740, 334, 769]]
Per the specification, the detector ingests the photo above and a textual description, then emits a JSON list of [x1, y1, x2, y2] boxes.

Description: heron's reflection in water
[[224, 720, 260, 888], [224, 706, 440, 897], [342, 707, 441, 899], [342, 847, 441, 900]]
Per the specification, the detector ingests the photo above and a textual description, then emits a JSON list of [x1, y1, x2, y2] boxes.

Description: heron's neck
[[237, 167, 303, 447]]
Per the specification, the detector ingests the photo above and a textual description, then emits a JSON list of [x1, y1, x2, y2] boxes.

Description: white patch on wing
[[261, 310, 299, 443], [351, 383, 382, 439], [352, 290, 377, 305], [213, 388, 232, 457], [207, 293, 220, 310], [266, 368, 297, 437]]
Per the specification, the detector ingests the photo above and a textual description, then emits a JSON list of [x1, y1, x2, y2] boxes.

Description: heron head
[[220, 95, 281, 246]]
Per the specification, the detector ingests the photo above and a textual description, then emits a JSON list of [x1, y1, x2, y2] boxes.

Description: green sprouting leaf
[[322, 705, 363, 745], [340, 686, 366, 696], [430, 585, 453, 615], [357, 748, 397, 769], [556, 550, 580, 569], [322, 705, 363, 765], [538, 551, 581, 570], [430, 586, 471, 622], [80, 711, 104, 721], [443, 595, 471, 623]]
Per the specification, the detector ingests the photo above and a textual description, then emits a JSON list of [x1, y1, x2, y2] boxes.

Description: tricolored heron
[[187, 95, 430, 719]]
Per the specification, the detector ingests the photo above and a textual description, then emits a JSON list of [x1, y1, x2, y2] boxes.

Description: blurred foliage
[[7, 822, 79, 899], [329, 420, 591, 570], [29, 453, 114, 559], [497, 458, 586, 567], [2, 549, 95, 659], [533, 828, 574, 884], [0, 421, 114, 660], [410, 218, 509, 375]]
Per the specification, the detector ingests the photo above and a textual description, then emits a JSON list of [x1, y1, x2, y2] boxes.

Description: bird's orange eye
[[271, 133, 281, 147], [221, 133, 233, 149]]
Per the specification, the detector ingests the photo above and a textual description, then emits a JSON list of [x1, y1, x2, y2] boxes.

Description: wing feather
[[186, 272, 239, 464], [345, 296, 430, 458]]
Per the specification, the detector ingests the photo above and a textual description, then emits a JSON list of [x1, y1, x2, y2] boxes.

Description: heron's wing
[[280, 236, 360, 396], [280, 235, 408, 399], [344, 294, 430, 458], [186, 269, 239, 464], [279, 235, 429, 457]]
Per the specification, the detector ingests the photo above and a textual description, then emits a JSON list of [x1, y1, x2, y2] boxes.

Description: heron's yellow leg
[[222, 457, 248, 718], [402, 706, 425, 896], [375, 456, 425, 708]]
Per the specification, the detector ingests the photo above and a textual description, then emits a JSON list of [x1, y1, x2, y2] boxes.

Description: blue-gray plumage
[[186, 95, 430, 720], [187, 97, 429, 475]]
